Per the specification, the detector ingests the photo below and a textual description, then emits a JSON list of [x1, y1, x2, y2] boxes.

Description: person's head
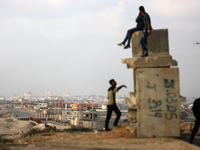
[[109, 79, 117, 86], [139, 6, 145, 13]]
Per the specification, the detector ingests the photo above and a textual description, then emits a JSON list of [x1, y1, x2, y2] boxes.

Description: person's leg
[[113, 105, 121, 126], [190, 119, 200, 143], [143, 30, 148, 54], [122, 30, 130, 45], [122, 28, 137, 44], [140, 32, 145, 50], [140, 30, 148, 56], [126, 28, 138, 46], [105, 105, 113, 130]]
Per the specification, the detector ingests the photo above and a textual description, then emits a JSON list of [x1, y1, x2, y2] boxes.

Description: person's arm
[[147, 20, 150, 35], [136, 13, 143, 22], [117, 85, 127, 91], [145, 14, 151, 34]]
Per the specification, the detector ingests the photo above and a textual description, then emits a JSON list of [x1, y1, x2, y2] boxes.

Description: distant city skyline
[[0, 91, 127, 97], [0, 0, 200, 98]]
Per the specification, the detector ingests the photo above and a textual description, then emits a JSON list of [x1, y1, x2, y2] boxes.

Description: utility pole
[[91, 101, 94, 130], [50, 105, 52, 120], [54, 104, 55, 121], [60, 103, 62, 124], [57, 102, 59, 122]]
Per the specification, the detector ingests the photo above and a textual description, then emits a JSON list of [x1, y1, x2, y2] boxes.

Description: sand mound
[[100, 123, 132, 138], [19, 121, 35, 129], [32, 124, 46, 130]]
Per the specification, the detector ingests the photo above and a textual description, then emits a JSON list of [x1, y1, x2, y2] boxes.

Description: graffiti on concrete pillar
[[164, 79, 177, 120], [148, 98, 162, 118], [146, 79, 178, 120], [146, 82, 156, 91], [164, 79, 175, 89]]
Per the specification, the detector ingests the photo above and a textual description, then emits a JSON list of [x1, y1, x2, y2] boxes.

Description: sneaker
[[105, 128, 112, 132], [124, 45, 131, 49], [118, 42, 125, 47], [141, 54, 148, 57], [141, 51, 148, 57], [113, 125, 121, 128]]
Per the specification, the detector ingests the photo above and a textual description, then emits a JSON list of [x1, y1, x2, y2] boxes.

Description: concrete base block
[[122, 55, 177, 69], [135, 68, 185, 137], [131, 29, 169, 57]]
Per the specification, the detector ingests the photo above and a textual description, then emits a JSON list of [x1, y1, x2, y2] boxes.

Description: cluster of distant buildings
[[0, 92, 198, 130], [0, 91, 127, 108], [0, 91, 129, 130], [21, 100, 99, 111]]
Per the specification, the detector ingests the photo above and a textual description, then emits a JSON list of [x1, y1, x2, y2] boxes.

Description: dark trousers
[[140, 30, 148, 54], [190, 119, 200, 143], [123, 28, 139, 46], [105, 105, 121, 130]]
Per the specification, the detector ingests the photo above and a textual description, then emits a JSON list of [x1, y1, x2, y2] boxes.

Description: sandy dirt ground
[[6, 124, 200, 150], [1, 110, 199, 150], [0, 110, 34, 139]]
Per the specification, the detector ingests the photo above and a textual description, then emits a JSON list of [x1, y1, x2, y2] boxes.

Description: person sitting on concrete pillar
[[190, 97, 200, 143], [140, 6, 152, 57], [105, 79, 127, 131], [118, 6, 144, 49]]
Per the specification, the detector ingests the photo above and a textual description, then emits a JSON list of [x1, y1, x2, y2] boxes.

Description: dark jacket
[[136, 13, 144, 30], [192, 98, 200, 120]]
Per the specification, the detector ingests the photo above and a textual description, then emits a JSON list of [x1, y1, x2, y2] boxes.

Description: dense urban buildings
[[0, 91, 129, 130], [0, 92, 197, 130]]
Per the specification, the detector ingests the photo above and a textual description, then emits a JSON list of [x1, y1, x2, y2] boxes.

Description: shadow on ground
[[180, 132, 200, 147]]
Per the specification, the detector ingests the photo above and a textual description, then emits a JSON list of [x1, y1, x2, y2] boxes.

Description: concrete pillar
[[122, 29, 185, 138]]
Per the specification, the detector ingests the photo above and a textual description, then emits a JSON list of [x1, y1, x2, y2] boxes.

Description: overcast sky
[[0, 0, 200, 98]]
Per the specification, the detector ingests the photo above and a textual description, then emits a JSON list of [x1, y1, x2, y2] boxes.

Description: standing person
[[140, 6, 152, 57], [190, 98, 200, 143], [105, 79, 127, 131], [118, 7, 144, 49]]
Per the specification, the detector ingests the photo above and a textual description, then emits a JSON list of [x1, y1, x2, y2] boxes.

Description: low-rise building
[[34, 103, 48, 110], [49, 100, 70, 108], [62, 110, 100, 130], [71, 103, 99, 111], [61, 109, 128, 130]]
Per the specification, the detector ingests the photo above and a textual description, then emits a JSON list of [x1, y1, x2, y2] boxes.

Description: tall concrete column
[[122, 29, 185, 138]]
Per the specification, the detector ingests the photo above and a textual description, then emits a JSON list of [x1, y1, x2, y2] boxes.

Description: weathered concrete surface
[[131, 29, 169, 57], [122, 29, 185, 138], [122, 29, 177, 69], [125, 68, 185, 137], [122, 55, 177, 68]]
